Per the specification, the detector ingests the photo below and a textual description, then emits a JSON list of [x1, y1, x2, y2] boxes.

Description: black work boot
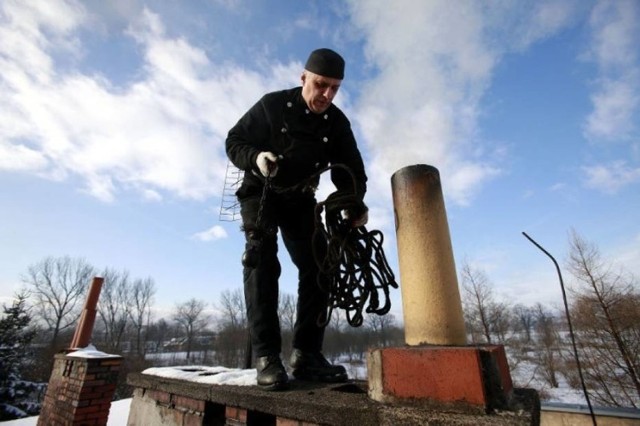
[[255, 355, 289, 391], [289, 349, 348, 383]]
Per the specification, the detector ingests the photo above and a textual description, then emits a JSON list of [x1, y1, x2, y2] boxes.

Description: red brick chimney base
[[367, 345, 513, 414], [38, 352, 122, 426]]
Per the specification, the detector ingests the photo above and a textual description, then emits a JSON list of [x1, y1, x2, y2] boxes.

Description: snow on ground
[[1, 398, 132, 425], [142, 365, 258, 386], [141, 358, 370, 385], [510, 359, 588, 405], [66, 344, 121, 359]]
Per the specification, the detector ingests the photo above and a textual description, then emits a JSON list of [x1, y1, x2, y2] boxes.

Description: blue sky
[[1, 0, 639, 321]]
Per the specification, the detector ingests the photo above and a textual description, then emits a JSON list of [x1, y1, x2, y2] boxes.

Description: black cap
[[304, 48, 345, 79]]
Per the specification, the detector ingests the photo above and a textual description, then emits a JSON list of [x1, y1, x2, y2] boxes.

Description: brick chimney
[[37, 277, 123, 426], [367, 165, 516, 414], [38, 351, 122, 425]]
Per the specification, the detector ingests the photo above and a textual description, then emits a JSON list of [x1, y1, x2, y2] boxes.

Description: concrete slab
[[127, 371, 539, 425]]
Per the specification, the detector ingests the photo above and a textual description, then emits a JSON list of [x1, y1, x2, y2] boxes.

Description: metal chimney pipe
[[69, 276, 104, 349]]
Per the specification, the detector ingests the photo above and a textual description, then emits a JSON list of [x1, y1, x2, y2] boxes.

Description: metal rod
[[522, 232, 597, 426]]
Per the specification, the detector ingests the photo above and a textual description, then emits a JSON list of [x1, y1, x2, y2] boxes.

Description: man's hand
[[344, 204, 369, 228], [350, 210, 368, 228], [256, 152, 279, 177]]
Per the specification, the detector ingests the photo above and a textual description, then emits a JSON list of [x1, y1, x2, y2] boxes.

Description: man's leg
[[240, 196, 288, 390], [278, 196, 327, 352], [279, 196, 347, 382], [243, 234, 281, 357]]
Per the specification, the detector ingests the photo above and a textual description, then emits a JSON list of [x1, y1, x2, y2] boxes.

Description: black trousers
[[240, 192, 329, 358]]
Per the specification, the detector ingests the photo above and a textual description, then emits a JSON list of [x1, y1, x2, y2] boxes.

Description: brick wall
[[128, 388, 323, 426], [38, 353, 122, 426], [225, 405, 316, 425]]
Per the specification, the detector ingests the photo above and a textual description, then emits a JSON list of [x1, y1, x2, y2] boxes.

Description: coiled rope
[[313, 189, 398, 327], [254, 163, 398, 328], [299, 164, 398, 328]]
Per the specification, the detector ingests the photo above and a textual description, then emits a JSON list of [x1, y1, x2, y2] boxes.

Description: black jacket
[[226, 87, 367, 200]]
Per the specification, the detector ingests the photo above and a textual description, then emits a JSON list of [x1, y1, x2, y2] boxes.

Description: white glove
[[256, 151, 279, 177]]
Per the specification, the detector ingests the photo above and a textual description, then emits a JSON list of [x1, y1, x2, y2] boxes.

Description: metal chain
[[253, 175, 272, 234], [241, 175, 273, 269]]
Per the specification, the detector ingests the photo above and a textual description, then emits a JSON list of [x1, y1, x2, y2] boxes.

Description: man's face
[[301, 71, 342, 114]]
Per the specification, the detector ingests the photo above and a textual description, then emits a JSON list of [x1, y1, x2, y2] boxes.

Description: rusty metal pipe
[[69, 276, 104, 349], [391, 165, 467, 346]]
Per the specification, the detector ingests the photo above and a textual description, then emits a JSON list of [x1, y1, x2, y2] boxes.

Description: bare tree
[[278, 293, 297, 362], [491, 301, 513, 344], [364, 313, 396, 347], [147, 318, 171, 353], [328, 308, 344, 333], [566, 230, 640, 407], [461, 261, 495, 344], [214, 289, 247, 367], [22, 256, 95, 348], [173, 298, 209, 361], [97, 268, 133, 352], [278, 293, 296, 334], [533, 303, 560, 388], [129, 277, 156, 357], [323, 310, 347, 362], [218, 289, 246, 329], [513, 304, 536, 343]]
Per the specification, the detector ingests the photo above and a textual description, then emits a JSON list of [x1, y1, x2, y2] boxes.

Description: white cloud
[[502, 0, 582, 51], [347, 1, 496, 206], [582, 161, 640, 193], [0, 2, 298, 203], [346, 0, 576, 207], [141, 188, 162, 202], [5, 0, 625, 212], [584, 76, 639, 141], [587, 0, 639, 70], [191, 225, 228, 242], [0, 0, 85, 79], [583, 0, 640, 142], [446, 162, 501, 207], [211, 0, 243, 12], [0, 142, 48, 171]]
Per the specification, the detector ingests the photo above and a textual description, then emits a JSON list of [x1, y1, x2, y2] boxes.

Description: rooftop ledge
[[127, 366, 539, 426]]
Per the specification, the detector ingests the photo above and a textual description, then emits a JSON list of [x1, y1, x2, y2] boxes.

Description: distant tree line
[[460, 230, 639, 408], [0, 230, 638, 420]]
